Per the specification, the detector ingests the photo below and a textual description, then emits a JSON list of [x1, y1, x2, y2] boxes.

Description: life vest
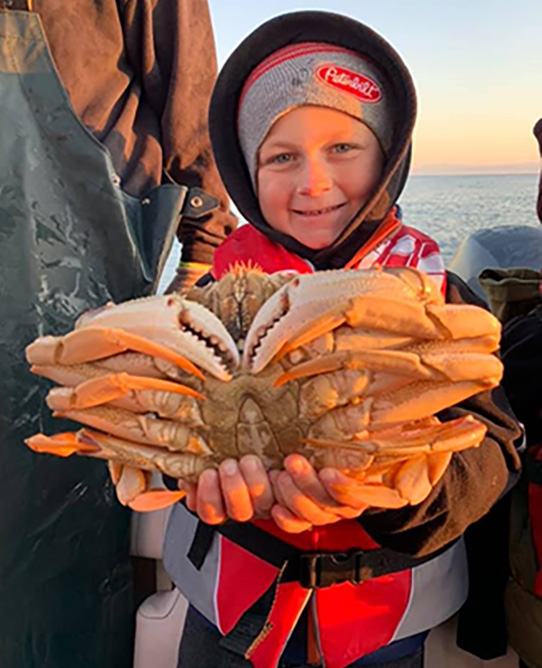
[[163, 213, 464, 668], [212, 210, 447, 294]]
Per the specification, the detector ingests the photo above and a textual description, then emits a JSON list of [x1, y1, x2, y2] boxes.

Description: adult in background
[[480, 118, 542, 668], [0, 1, 234, 667]]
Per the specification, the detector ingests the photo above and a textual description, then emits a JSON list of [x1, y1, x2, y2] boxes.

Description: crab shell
[[25, 266, 502, 511]]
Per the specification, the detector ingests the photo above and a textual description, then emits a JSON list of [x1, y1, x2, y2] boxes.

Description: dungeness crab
[[25, 266, 503, 512]]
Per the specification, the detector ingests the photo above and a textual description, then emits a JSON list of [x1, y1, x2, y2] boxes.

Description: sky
[[208, 0, 542, 175]]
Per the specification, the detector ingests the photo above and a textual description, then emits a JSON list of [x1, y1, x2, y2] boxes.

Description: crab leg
[[301, 440, 374, 478], [107, 463, 188, 512], [112, 464, 149, 505], [33, 364, 205, 423], [426, 451, 453, 486], [25, 429, 214, 482], [304, 415, 487, 459], [369, 377, 498, 425], [392, 456, 433, 505], [50, 405, 212, 455], [326, 481, 409, 509], [276, 348, 502, 387], [26, 328, 206, 380], [43, 372, 204, 411]]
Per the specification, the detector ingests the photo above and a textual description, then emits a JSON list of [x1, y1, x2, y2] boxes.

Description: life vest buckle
[[296, 551, 370, 589]]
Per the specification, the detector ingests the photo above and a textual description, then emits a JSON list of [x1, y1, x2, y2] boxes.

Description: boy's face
[[257, 106, 385, 250]]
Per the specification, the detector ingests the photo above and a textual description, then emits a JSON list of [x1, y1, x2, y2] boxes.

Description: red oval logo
[[316, 64, 382, 103]]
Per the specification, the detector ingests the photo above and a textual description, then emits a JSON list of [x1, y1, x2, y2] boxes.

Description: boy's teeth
[[298, 204, 339, 216]]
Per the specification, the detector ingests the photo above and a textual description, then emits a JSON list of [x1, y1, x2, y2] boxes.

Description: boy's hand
[[180, 455, 274, 524], [269, 455, 368, 533], [179, 454, 380, 534]]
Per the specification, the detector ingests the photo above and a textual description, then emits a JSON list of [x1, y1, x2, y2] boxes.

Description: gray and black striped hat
[[238, 42, 394, 186]]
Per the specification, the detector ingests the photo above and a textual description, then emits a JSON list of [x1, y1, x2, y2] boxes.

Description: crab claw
[[244, 269, 443, 374], [26, 294, 240, 381], [244, 268, 501, 377]]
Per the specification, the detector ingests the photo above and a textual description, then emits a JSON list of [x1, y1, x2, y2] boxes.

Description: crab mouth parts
[[291, 203, 346, 217]]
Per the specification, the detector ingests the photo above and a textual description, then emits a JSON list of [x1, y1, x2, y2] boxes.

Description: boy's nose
[[297, 159, 332, 197]]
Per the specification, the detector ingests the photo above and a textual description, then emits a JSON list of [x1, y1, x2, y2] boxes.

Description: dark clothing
[[500, 304, 542, 668], [501, 305, 542, 446], [178, 606, 425, 668], [34, 0, 236, 265]]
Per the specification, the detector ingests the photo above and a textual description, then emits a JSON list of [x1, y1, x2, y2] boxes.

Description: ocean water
[[159, 173, 540, 291], [399, 173, 540, 263]]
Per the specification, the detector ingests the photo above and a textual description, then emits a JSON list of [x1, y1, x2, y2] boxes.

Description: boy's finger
[[178, 480, 198, 512], [186, 486, 197, 512], [219, 459, 254, 522], [197, 469, 227, 524], [276, 471, 342, 526], [284, 456, 347, 508], [284, 456, 364, 520], [269, 469, 288, 507], [239, 455, 274, 516], [319, 469, 407, 510], [271, 504, 313, 534]]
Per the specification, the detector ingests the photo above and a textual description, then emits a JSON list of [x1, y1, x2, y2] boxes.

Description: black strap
[[187, 521, 215, 570], [281, 542, 454, 588], [219, 584, 277, 657], [187, 517, 456, 589]]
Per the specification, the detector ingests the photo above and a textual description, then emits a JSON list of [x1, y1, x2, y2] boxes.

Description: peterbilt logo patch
[[316, 64, 382, 103]]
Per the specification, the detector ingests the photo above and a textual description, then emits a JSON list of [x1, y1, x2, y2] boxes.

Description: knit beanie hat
[[238, 42, 394, 186]]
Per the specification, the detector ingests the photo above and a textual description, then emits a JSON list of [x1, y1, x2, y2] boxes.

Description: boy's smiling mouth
[[290, 203, 347, 217]]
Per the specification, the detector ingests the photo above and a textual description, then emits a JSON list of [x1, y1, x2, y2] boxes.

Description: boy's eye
[[331, 143, 354, 154], [269, 152, 294, 165]]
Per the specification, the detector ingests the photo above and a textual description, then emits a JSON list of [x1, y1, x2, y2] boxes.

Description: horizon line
[[411, 169, 539, 177], [411, 162, 539, 177]]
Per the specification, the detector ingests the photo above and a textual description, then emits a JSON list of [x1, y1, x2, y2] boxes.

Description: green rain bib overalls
[[0, 4, 191, 666]]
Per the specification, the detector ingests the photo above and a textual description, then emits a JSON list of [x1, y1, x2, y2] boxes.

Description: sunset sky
[[209, 0, 542, 175]]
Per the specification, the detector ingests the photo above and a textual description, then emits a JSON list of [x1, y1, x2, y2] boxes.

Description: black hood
[[209, 11, 417, 269]]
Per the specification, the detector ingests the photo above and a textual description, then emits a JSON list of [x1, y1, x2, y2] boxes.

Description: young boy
[[163, 11, 521, 668]]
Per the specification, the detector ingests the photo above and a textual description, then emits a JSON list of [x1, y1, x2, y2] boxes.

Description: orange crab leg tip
[[275, 355, 347, 387], [24, 432, 99, 457], [128, 489, 187, 512], [330, 482, 409, 509], [274, 314, 347, 363], [118, 374, 206, 401], [100, 328, 206, 381]]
